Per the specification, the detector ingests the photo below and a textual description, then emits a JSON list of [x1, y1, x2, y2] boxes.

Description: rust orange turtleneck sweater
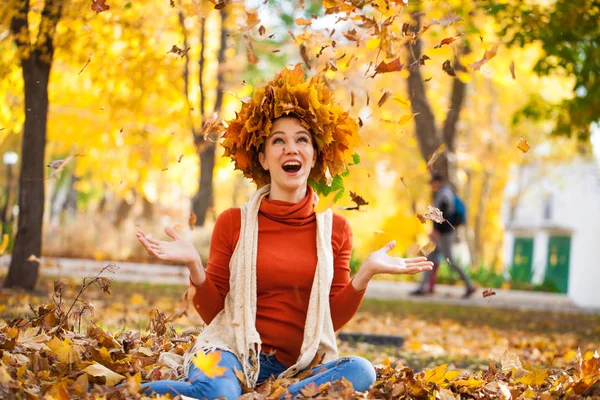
[[191, 185, 366, 367]]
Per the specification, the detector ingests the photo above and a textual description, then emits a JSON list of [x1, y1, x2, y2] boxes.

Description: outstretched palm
[[136, 227, 201, 266], [364, 240, 433, 276]]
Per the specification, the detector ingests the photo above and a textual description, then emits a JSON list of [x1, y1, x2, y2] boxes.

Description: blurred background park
[[1, 0, 600, 305]]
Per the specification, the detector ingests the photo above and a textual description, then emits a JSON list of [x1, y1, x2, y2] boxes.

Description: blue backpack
[[448, 194, 466, 227]]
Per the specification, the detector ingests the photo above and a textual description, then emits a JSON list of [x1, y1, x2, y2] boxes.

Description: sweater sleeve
[[191, 208, 239, 324], [329, 216, 366, 331]]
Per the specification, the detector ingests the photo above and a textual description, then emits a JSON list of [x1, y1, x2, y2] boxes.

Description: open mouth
[[282, 161, 302, 173]]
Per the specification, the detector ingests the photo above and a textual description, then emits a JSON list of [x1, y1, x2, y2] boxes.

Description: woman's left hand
[[363, 240, 434, 277]]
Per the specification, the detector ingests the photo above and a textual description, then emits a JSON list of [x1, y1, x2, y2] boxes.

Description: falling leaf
[[426, 144, 445, 169], [419, 241, 437, 257], [401, 22, 410, 37], [517, 137, 530, 153], [169, 0, 175, 7], [161, 168, 168, 171], [191, 351, 227, 378], [188, 212, 197, 229], [299, 43, 311, 68], [167, 45, 191, 58], [258, 25, 266, 36], [469, 44, 499, 71], [410, 55, 430, 70], [509, 60, 516, 79], [398, 113, 418, 125], [417, 205, 445, 224], [78, 54, 92, 75], [201, 112, 227, 141], [328, 59, 338, 71], [83, 362, 125, 385], [438, 12, 463, 27], [342, 28, 360, 43], [243, 11, 260, 31], [482, 288, 496, 298], [91, 0, 109, 14], [339, 191, 369, 211], [373, 58, 403, 77], [178, 155, 184, 163], [377, 90, 392, 107], [295, 17, 312, 26], [48, 160, 66, 170], [442, 60, 456, 77], [27, 254, 41, 263], [434, 34, 463, 49]]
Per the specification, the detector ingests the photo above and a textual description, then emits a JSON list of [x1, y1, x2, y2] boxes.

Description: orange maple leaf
[[192, 351, 227, 378]]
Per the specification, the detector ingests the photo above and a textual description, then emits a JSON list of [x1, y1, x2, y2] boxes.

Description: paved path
[[2, 256, 599, 314]]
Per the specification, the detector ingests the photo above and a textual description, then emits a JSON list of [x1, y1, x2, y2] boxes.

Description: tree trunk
[[463, 168, 478, 266], [474, 170, 493, 267], [4, 55, 51, 290], [192, 9, 228, 226], [407, 12, 467, 186]]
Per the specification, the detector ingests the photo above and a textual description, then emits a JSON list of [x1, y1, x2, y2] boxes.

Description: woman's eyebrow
[[269, 130, 310, 136]]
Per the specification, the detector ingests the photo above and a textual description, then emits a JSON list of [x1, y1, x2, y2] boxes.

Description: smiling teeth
[[283, 161, 301, 167]]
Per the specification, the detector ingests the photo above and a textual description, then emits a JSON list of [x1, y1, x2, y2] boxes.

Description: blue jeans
[[141, 351, 376, 399]]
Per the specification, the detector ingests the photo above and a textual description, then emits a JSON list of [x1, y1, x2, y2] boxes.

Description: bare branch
[[9, 0, 31, 52], [36, 0, 65, 59]]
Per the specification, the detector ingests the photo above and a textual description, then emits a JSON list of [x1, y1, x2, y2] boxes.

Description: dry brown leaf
[[91, 0, 109, 14], [510, 60, 516, 79], [373, 58, 403, 77], [434, 34, 464, 49], [442, 59, 457, 77], [167, 45, 190, 58], [417, 205, 445, 224], [482, 288, 496, 298]]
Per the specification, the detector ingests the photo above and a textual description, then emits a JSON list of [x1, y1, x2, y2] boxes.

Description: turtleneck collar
[[259, 185, 316, 226]]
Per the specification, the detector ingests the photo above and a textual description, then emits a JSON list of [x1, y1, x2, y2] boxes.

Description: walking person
[[135, 65, 433, 399], [411, 173, 475, 298]]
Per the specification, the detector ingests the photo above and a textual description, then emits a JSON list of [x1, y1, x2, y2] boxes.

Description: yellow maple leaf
[[46, 337, 81, 364], [425, 364, 448, 384], [192, 351, 227, 379], [516, 368, 548, 387]]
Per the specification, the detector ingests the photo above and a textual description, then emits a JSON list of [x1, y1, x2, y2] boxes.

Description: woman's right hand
[[136, 227, 203, 267]]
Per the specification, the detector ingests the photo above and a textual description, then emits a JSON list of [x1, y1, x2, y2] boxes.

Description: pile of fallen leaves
[[1, 269, 599, 399]]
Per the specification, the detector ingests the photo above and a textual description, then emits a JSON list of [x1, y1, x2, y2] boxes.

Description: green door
[[512, 237, 534, 283], [545, 236, 571, 293]]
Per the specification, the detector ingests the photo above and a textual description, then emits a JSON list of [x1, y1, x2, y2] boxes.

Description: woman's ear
[[258, 152, 269, 171]]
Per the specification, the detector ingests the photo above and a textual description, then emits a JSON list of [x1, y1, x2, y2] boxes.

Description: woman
[[136, 66, 433, 399]]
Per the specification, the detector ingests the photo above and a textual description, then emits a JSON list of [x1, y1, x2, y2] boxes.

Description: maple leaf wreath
[[221, 64, 361, 188]]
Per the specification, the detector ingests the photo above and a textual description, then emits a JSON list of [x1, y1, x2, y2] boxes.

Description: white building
[[502, 158, 600, 307]]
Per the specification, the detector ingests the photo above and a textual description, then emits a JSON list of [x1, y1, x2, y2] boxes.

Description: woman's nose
[[284, 143, 299, 154]]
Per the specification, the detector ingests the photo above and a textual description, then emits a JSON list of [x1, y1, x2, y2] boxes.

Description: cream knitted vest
[[182, 184, 339, 388]]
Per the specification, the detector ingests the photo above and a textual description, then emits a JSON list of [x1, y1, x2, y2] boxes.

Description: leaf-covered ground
[[1, 273, 599, 399]]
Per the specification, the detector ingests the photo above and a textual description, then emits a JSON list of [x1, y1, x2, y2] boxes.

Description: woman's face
[[258, 117, 317, 193]]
